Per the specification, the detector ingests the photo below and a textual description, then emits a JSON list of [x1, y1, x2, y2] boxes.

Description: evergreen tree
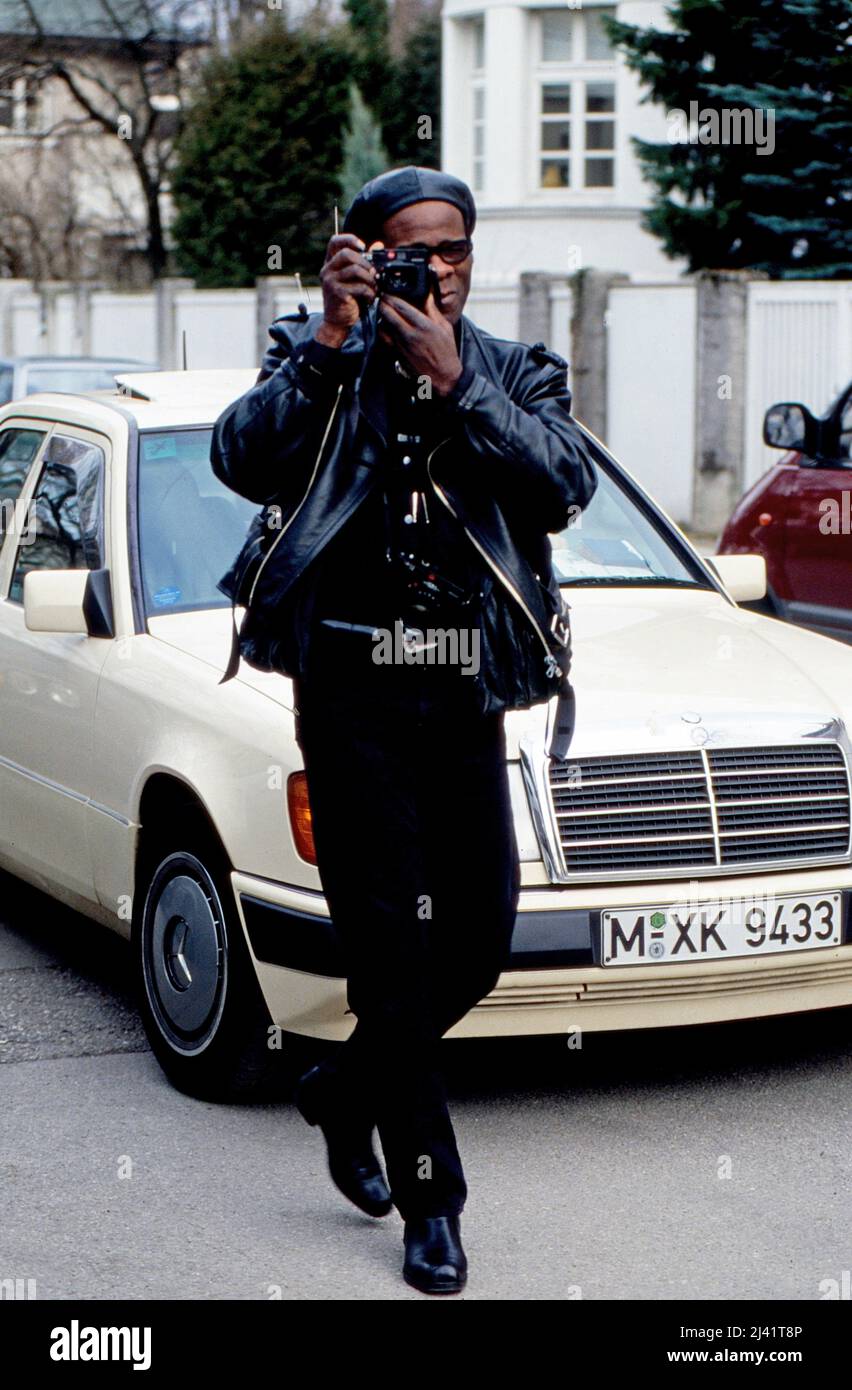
[[339, 84, 390, 208], [608, 0, 852, 277], [344, 0, 441, 169], [170, 20, 350, 288], [343, 0, 392, 118], [382, 13, 441, 167]]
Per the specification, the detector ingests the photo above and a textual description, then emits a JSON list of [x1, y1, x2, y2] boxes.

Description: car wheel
[[133, 822, 300, 1101]]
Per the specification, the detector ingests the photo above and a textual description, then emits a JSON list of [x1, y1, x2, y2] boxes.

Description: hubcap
[[145, 868, 226, 1046]]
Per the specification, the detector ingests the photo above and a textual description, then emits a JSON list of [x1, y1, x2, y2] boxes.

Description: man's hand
[[378, 290, 464, 397], [316, 233, 381, 348]]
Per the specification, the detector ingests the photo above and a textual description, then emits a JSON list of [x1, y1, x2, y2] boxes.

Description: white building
[[441, 0, 685, 284]]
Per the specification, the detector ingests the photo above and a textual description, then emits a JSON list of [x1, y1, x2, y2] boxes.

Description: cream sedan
[[1, 370, 851, 1100]]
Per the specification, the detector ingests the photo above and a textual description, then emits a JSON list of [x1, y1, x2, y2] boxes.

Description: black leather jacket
[[209, 304, 598, 731]]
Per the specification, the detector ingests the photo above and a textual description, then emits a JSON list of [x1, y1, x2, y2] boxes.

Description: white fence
[[745, 280, 852, 488], [606, 283, 697, 524], [0, 276, 527, 369], [605, 277, 852, 526], [2, 272, 850, 530]]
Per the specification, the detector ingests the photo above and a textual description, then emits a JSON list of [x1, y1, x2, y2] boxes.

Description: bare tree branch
[[0, 0, 212, 279]]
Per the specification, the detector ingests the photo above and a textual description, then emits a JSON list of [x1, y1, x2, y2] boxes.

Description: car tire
[[132, 821, 307, 1101]]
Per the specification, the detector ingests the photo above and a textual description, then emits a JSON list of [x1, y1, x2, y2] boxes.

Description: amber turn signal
[[287, 771, 316, 864]]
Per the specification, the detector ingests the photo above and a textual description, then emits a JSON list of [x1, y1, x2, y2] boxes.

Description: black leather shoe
[[403, 1215, 468, 1294], [293, 1064, 392, 1219]]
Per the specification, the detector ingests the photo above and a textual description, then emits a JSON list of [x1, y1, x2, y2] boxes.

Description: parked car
[[1, 369, 852, 1102], [0, 356, 157, 406], [718, 380, 852, 640]]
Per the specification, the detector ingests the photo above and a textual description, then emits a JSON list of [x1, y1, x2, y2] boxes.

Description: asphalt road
[[1, 866, 851, 1302]]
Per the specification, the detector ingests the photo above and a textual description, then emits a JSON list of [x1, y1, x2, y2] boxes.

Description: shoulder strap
[[218, 597, 242, 684], [547, 681, 576, 760]]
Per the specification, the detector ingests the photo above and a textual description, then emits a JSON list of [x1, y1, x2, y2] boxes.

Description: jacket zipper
[[247, 383, 344, 608], [425, 437, 560, 674]]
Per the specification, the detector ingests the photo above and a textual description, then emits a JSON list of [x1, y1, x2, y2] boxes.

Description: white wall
[[5, 274, 849, 539], [606, 282, 697, 523], [90, 293, 157, 362], [473, 207, 677, 282], [174, 290, 256, 369]]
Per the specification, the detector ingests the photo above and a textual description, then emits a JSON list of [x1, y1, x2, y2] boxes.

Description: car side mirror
[[763, 402, 817, 454], [704, 553, 767, 603], [23, 567, 114, 636]]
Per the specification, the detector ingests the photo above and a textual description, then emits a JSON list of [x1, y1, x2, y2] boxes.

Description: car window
[[137, 428, 257, 615], [0, 366, 14, 405], [8, 433, 105, 604], [24, 366, 135, 395], [551, 431, 705, 587], [0, 426, 46, 553]]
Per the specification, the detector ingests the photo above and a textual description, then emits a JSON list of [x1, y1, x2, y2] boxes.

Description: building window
[[540, 84, 571, 188], [472, 84, 485, 191], [584, 81, 615, 187], [585, 6, 617, 61], [472, 14, 485, 70], [535, 5, 617, 191], [469, 15, 485, 192], [0, 76, 35, 133], [541, 10, 574, 62]]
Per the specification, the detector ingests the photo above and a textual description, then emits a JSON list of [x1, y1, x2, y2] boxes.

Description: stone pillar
[[569, 268, 628, 440], [74, 284, 92, 356], [155, 276, 193, 370], [691, 270, 758, 535], [518, 271, 553, 346], [255, 277, 279, 367], [0, 279, 30, 355]]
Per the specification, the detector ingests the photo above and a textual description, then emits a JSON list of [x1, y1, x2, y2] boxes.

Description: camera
[[395, 551, 478, 615], [365, 246, 441, 308]]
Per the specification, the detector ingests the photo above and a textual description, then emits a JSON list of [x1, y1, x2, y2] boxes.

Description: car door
[[0, 425, 114, 901], [0, 419, 51, 872], [774, 386, 852, 638]]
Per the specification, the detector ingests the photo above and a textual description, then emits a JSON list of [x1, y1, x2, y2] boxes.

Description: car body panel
[[3, 375, 852, 1046]]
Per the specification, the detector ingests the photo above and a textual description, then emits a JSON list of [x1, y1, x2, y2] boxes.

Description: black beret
[[343, 165, 477, 243]]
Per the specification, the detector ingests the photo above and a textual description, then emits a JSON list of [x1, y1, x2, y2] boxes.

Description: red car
[[718, 382, 852, 640]]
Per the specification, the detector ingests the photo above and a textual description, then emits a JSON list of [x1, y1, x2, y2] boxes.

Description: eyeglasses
[[396, 238, 473, 265]]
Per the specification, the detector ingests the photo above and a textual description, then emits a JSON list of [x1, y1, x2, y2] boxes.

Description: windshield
[[550, 430, 709, 587], [136, 424, 710, 617], [138, 428, 257, 615]]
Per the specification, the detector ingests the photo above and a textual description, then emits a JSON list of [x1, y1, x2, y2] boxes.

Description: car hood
[[147, 589, 852, 760], [147, 609, 299, 709]]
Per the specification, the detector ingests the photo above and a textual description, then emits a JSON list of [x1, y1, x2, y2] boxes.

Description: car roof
[[4, 369, 260, 429]]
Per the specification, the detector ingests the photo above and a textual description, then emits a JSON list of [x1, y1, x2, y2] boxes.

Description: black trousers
[[293, 640, 520, 1220]]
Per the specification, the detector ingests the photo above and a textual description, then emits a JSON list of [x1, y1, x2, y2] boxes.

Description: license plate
[[601, 892, 842, 967]]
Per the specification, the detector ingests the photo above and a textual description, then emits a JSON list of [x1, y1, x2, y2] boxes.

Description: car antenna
[[294, 272, 310, 317], [181, 329, 188, 370]]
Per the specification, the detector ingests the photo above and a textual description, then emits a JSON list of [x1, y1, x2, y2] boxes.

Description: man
[[210, 166, 598, 1295]]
